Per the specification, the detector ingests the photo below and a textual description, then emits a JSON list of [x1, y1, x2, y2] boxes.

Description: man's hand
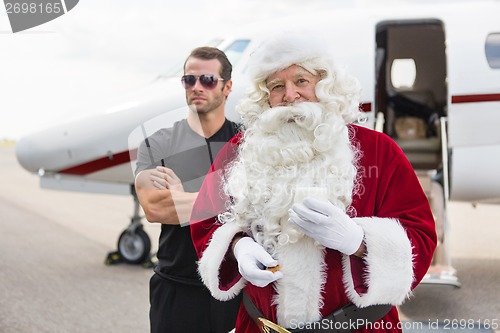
[[150, 166, 184, 192], [135, 169, 197, 224], [233, 237, 283, 287], [289, 197, 364, 256]]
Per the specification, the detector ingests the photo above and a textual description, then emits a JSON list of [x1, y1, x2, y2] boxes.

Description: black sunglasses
[[181, 74, 224, 90]]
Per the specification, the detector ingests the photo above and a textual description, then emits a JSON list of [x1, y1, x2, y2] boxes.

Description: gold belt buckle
[[257, 317, 292, 333]]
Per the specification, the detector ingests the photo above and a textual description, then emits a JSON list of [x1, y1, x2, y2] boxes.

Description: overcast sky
[[0, 0, 472, 140]]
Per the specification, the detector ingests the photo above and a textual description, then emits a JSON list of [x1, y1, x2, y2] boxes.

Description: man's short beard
[[220, 102, 359, 255]]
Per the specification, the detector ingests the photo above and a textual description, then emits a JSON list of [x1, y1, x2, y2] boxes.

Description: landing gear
[[117, 222, 151, 264], [105, 185, 156, 268]]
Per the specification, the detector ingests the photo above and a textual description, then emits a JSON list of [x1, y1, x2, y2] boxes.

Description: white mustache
[[256, 102, 323, 133]]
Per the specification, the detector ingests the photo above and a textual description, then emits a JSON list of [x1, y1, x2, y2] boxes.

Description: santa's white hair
[[219, 33, 365, 255]]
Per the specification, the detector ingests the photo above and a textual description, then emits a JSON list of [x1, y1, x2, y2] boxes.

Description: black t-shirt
[[135, 118, 239, 285]]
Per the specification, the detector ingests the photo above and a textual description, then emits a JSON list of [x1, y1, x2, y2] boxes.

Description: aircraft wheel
[[117, 227, 151, 264]]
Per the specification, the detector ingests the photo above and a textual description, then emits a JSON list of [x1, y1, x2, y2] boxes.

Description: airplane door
[[375, 20, 447, 172], [375, 21, 462, 287]]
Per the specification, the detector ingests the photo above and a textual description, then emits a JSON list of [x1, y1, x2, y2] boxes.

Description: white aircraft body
[[16, 1, 500, 284]]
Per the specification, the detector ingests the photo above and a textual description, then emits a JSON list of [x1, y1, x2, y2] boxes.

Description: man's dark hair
[[184, 47, 232, 81]]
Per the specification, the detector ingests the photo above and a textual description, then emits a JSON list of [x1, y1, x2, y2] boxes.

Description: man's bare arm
[[135, 169, 198, 225]]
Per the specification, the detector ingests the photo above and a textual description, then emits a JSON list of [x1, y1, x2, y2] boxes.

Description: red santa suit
[[190, 124, 436, 333]]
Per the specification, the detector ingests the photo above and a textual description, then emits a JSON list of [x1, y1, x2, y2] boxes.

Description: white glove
[[289, 197, 364, 255], [233, 237, 283, 287]]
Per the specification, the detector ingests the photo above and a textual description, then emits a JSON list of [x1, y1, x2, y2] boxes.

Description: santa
[[190, 33, 436, 333]]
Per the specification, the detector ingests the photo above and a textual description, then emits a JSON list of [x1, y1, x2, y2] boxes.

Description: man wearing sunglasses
[[135, 47, 241, 333]]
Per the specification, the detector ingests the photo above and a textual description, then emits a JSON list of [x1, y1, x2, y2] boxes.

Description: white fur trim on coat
[[198, 222, 247, 301], [274, 237, 326, 327], [343, 217, 414, 308]]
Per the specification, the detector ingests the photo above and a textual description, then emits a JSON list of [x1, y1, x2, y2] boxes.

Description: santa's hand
[[233, 237, 283, 287], [289, 197, 364, 255]]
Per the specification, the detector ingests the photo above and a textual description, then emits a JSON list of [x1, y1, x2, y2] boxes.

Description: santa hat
[[247, 32, 332, 83]]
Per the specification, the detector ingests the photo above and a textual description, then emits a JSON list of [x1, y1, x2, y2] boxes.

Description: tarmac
[[0, 145, 498, 333]]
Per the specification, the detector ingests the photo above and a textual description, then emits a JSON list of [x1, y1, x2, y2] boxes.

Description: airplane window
[[223, 40, 250, 67], [391, 58, 416, 89], [485, 33, 500, 69]]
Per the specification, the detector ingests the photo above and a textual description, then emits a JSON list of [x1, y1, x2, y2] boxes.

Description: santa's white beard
[[220, 102, 359, 325], [222, 102, 358, 254]]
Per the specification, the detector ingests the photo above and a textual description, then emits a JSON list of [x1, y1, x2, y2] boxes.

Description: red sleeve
[[351, 125, 437, 290], [372, 136, 437, 287]]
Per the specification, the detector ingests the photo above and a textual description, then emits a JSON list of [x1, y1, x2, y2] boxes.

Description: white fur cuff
[[343, 217, 414, 307], [198, 222, 247, 301]]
